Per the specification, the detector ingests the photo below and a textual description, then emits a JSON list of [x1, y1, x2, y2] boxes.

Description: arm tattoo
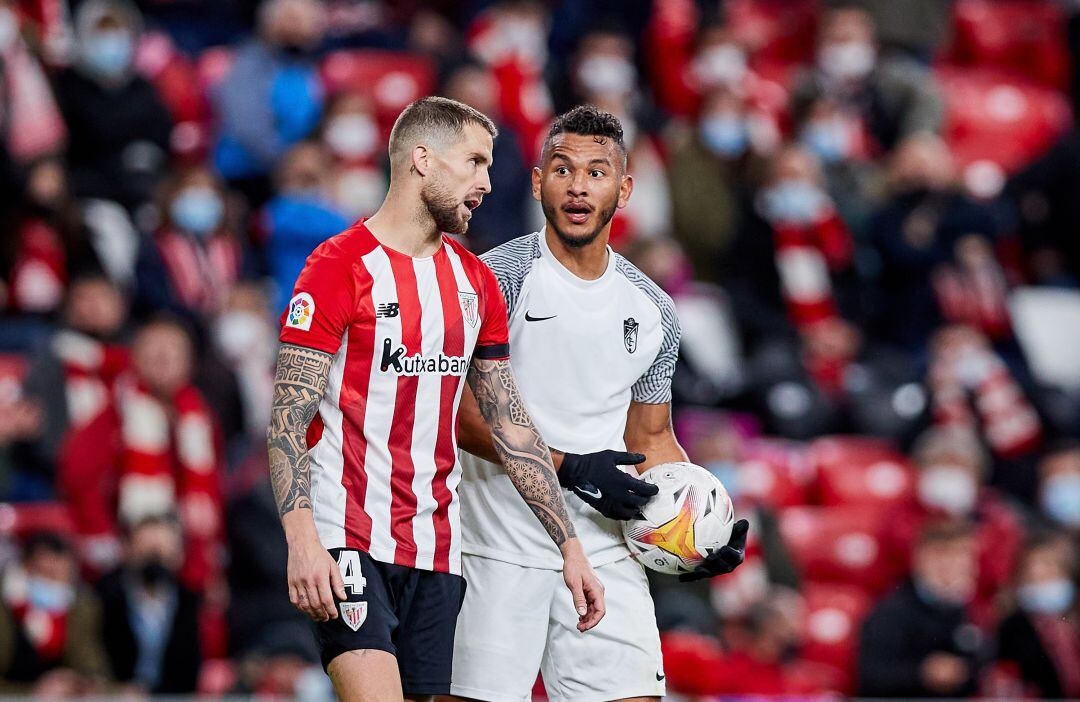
[[467, 359, 577, 546], [268, 344, 332, 518]]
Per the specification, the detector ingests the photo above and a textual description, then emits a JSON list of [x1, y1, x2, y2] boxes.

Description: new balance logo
[[379, 338, 469, 376], [376, 302, 399, 318]]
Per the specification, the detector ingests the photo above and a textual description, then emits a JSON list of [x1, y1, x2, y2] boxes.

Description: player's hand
[[678, 519, 749, 583], [284, 516, 346, 622], [560, 539, 605, 632], [559, 450, 659, 520]]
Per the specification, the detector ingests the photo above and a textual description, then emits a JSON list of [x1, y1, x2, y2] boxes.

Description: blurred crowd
[[0, 0, 1077, 698]]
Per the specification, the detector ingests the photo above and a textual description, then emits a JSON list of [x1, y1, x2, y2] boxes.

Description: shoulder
[[613, 254, 678, 321], [478, 233, 541, 282], [308, 221, 374, 265]]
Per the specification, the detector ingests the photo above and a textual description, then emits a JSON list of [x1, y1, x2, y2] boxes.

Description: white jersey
[[459, 231, 681, 569]]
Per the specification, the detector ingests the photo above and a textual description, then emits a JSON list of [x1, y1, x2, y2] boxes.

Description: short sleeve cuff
[[474, 343, 510, 361]]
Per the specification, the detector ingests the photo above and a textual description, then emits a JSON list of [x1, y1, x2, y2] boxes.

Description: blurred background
[[0, 0, 1078, 699]]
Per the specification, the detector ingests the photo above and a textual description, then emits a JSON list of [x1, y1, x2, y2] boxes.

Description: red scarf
[[8, 219, 65, 314], [115, 377, 223, 591], [2, 569, 68, 663], [155, 229, 241, 315], [929, 329, 1042, 459], [52, 330, 129, 430], [932, 258, 1013, 341]]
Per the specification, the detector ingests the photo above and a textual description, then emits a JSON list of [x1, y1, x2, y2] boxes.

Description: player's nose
[[568, 170, 588, 196], [476, 166, 492, 195]]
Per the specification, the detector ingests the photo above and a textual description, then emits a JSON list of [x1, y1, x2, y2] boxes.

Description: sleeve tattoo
[[467, 359, 577, 546], [268, 344, 332, 518]]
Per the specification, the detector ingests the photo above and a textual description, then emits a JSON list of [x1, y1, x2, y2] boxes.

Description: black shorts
[[313, 548, 466, 695]]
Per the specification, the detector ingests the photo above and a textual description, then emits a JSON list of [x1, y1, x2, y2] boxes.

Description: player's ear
[[531, 166, 543, 202], [411, 144, 430, 177], [617, 172, 634, 209]]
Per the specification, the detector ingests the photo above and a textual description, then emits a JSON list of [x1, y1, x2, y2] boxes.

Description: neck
[[543, 224, 610, 281], [365, 188, 444, 258]]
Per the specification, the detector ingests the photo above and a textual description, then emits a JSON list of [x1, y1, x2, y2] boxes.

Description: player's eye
[[590, 169, 605, 178], [555, 166, 570, 176]]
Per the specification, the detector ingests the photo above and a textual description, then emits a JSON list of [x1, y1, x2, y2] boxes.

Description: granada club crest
[[459, 291, 479, 328], [624, 317, 639, 353], [339, 601, 368, 631]]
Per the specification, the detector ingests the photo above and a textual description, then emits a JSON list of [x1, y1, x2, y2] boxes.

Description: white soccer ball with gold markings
[[622, 462, 735, 575]]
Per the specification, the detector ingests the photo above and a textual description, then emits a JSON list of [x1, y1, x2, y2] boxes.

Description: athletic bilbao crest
[[624, 317, 639, 353], [340, 601, 367, 631], [459, 291, 479, 328]]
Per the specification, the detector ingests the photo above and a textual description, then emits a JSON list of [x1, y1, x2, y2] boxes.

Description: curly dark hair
[[543, 105, 627, 165]]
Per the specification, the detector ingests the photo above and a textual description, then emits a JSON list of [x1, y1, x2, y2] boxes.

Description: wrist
[[281, 509, 318, 546], [556, 452, 582, 488], [559, 537, 585, 559]]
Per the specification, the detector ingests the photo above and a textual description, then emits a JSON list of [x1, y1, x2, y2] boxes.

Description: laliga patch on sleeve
[[286, 292, 315, 331]]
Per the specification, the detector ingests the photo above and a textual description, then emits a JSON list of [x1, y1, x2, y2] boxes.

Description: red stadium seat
[[808, 436, 916, 508], [945, 0, 1070, 89], [799, 582, 874, 694], [937, 66, 1072, 174], [0, 502, 75, 538], [738, 438, 814, 509], [320, 50, 437, 129], [779, 505, 892, 594]]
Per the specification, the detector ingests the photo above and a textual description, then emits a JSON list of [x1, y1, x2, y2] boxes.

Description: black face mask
[[137, 559, 174, 589]]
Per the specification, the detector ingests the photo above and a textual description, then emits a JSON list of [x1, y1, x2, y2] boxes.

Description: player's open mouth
[[464, 197, 481, 211], [562, 202, 592, 225]]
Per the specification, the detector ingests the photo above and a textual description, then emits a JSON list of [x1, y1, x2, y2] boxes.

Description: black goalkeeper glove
[[558, 450, 659, 520], [678, 519, 750, 582]]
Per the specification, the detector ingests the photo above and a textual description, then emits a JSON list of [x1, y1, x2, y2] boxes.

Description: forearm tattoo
[[268, 344, 332, 518], [467, 359, 576, 546]]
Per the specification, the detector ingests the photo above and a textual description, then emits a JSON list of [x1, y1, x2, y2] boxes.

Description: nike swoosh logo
[[575, 486, 602, 500], [524, 311, 557, 322], [656, 672, 665, 681]]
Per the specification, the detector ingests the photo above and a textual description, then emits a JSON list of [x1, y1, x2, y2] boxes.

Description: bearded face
[[421, 170, 472, 235]]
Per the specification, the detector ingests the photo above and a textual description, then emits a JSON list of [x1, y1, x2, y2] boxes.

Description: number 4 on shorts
[[336, 551, 368, 595]]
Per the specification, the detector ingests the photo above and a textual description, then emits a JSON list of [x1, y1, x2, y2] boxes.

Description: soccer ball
[[622, 462, 735, 575]]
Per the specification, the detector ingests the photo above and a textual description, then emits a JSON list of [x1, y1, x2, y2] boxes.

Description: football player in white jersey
[[445, 107, 749, 702]]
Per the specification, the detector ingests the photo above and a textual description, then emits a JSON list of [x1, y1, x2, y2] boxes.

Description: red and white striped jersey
[[279, 221, 509, 575]]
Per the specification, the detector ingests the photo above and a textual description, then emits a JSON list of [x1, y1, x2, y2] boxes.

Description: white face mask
[[1018, 579, 1076, 616], [0, 7, 18, 52], [214, 311, 269, 361], [918, 465, 978, 516], [693, 44, 748, 88], [577, 55, 636, 97], [1040, 472, 1080, 528], [324, 114, 379, 160], [818, 41, 876, 80]]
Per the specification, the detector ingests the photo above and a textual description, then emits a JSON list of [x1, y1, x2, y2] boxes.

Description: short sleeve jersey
[[279, 221, 508, 575]]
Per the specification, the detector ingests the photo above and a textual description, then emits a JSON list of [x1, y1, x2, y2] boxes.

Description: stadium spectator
[[882, 425, 1024, 624], [858, 519, 985, 697], [212, 0, 328, 205], [317, 91, 386, 219], [668, 87, 769, 284], [60, 317, 224, 592], [97, 514, 201, 694], [1038, 441, 1080, 534], [209, 283, 275, 445], [263, 141, 350, 315], [0, 532, 109, 694], [870, 135, 1006, 354], [54, 0, 172, 211], [994, 531, 1080, 698], [441, 62, 530, 253], [789, 3, 944, 155], [135, 166, 250, 320], [13, 273, 129, 501]]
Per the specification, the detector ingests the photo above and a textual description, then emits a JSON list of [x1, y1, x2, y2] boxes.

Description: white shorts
[[451, 553, 665, 702]]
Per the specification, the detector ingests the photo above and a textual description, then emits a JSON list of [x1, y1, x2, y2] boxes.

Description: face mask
[[324, 114, 379, 160], [26, 576, 74, 613], [81, 30, 134, 81], [914, 576, 971, 608], [694, 44, 748, 88], [918, 465, 978, 516], [214, 310, 269, 360], [760, 179, 827, 225], [1041, 473, 1080, 528], [1018, 579, 1076, 616], [170, 186, 224, 237], [818, 41, 876, 80], [137, 558, 174, 589], [700, 113, 748, 157], [801, 119, 852, 164], [0, 7, 18, 52], [577, 55, 636, 97]]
